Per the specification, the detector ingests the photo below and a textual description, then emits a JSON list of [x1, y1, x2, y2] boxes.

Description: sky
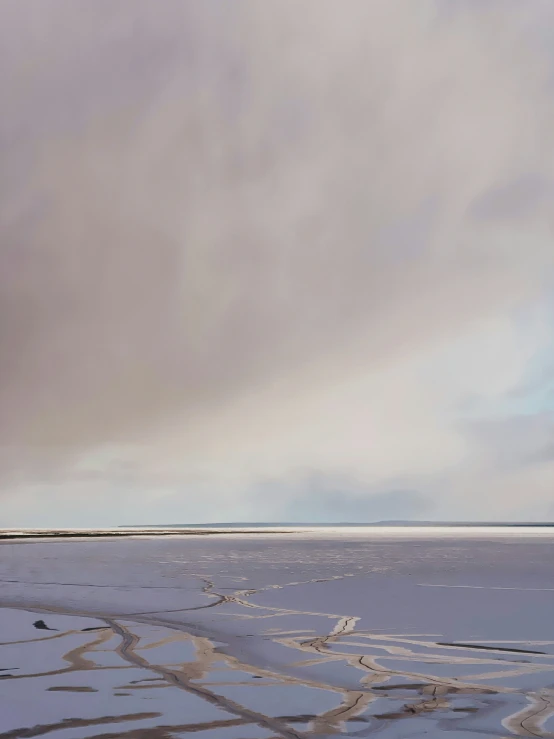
[[1, 0, 554, 526]]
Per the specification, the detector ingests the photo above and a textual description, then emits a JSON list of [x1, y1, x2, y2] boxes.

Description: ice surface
[[1, 530, 554, 737]]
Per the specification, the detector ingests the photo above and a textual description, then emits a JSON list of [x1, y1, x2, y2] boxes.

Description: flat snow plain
[[1, 527, 554, 738]]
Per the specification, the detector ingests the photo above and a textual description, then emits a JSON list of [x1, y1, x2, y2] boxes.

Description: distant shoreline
[[2, 523, 554, 541], [0, 528, 292, 541]]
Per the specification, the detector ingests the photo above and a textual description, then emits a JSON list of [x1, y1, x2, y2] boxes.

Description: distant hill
[[121, 521, 554, 528]]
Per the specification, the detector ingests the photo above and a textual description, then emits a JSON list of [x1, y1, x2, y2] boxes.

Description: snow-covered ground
[[3, 525, 554, 539], [1, 531, 554, 737]]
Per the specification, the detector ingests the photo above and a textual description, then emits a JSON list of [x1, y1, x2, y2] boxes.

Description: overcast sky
[[2, 1, 554, 526]]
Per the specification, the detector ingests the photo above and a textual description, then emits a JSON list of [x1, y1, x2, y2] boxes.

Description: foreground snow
[[1, 531, 554, 737]]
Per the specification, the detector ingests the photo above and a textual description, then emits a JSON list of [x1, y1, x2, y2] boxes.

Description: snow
[[1, 530, 554, 737]]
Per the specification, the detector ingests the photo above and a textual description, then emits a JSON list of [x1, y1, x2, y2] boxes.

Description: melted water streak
[[114, 572, 554, 737], [105, 618, 308, 739], [310, 692, 374, 735], [0, 614, 312, 738], [172, 582, 543, 734], [503, 694, 554, 738], [0, 713, 163, 739], [236, 575, 352, 598], [1, 627, 129, 681], [280, 630, 554, 693], [4, 572, 554, 738], [1, 610, 548, 739], [102, 617, 386, 737], [208, 577, 530, 691], [199, 577, 554, 736], [79, 718, 276, 739]]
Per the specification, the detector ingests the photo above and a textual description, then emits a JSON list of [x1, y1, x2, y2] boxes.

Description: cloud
[[263, 476, 432, 523], [1, 1, 554, 523], [469, 173, 553, 221]]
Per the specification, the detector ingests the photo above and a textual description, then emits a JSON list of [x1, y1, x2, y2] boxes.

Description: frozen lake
[[1, 529, 554, 738]]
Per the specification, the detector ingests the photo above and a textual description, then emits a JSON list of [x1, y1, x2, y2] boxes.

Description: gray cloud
[[1, 1, 554, 516], [469, 173, 553, 221], [272, 476, 432, 523], [461, 413, 554, 471]]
